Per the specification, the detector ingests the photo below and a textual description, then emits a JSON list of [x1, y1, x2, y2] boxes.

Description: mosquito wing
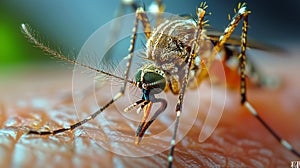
[[206, 28, 286, 53]]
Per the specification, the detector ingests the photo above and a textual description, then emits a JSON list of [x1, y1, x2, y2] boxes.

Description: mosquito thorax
[[135, 64, 166, 94]]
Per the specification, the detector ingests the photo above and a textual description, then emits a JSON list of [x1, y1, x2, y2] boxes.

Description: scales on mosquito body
[[21, 1, 299, 167]]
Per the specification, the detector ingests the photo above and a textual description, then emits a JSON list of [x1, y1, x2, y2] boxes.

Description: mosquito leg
[[194, 3, 252, 88], [28, 98, 117, 135], [200, 3, 251, 72], [124, 99, 146, 112], [25, 6, 144, 135], [244, 102, 300, 157], [167, 3, 207, 167], [204, 2, 300, 158], [195, 3, 250, 106], [237, 8, 300, 158], [136, 7, 152, 39], [133, 0, 166, 39], [195, 3, 252, 98]]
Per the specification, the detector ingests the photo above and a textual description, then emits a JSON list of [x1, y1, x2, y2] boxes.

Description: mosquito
[[21, 1, 300, 167]]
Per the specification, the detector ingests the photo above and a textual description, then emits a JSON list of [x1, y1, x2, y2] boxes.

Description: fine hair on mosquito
[[21, 1, 300, 167]]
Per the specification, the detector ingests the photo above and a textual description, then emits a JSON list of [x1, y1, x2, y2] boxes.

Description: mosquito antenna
[[21, 23, 135, 85]]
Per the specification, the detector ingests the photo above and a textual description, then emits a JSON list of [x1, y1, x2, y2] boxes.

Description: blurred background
[[0, 0, 300, 76], [1, 2, 300, 167]]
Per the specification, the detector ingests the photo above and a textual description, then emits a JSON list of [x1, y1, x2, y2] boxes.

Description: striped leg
[[194, 3, 252, 89], [236, 4, 300, 158], [136, 7, 152, 39], [168, 2, 207, 167], [208, 2, 300, 158], [244, 102, 300, 157]]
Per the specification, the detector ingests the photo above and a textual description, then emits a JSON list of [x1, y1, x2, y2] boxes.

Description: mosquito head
[[135, 64, 166, 95]]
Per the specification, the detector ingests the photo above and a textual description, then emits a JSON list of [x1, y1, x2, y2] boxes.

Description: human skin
[[0, 49, 299, 168]]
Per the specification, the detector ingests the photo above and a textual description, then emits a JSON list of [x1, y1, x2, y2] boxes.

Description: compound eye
[[143, 72, 166, 93], [135, 69, 166, 93]]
